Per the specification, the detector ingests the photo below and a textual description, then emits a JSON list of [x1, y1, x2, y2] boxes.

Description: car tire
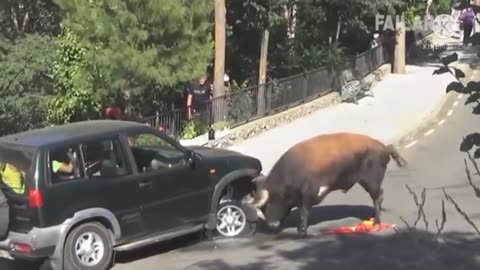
[[63, 222, 113, 270], [0, 188, 9, 240], [215, 200, 256, 239]]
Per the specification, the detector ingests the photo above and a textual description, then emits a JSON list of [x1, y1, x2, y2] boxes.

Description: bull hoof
[[297, 231, 308, 238], [297, 227, 308, 238], [205, 230, 214, 241]]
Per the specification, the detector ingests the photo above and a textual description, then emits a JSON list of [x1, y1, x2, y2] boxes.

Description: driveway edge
[[391, 62, 473, 149]]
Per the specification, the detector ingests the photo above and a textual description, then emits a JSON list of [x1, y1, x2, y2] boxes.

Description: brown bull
[[250, 132, 407, 236]]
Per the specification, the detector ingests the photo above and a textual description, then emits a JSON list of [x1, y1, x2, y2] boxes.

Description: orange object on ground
[[328, 218, 395, 234]]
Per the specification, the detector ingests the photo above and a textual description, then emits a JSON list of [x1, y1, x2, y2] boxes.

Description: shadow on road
[[114, 204, 376, 265], [275, 204, 375, 231], [185, 230, 480, 270], [114, 232, 203, 264]]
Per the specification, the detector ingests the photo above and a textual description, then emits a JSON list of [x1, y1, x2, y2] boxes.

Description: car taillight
[[10, 242, 32, 254], [28, 189, 44, 208]]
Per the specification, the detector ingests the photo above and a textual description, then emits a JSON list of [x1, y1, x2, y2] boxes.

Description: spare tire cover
[[0, 188, 9, 240]]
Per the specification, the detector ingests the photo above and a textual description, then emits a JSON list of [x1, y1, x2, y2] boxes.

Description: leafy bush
[[181, 119, 209, 140], [47, 27, 102, 124], [211, 120, 230, 131], [227, 80, 255, 125]]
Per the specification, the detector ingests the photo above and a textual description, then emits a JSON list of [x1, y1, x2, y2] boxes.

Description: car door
[[122, 129, 211, 234], [76, 136, 150, 241]]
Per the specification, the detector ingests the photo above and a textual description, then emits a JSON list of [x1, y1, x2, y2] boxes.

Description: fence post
[[208, 100, 215, 140], [303, 72, 309, 99], [257, 84, 266, 116], [155, 111, 160, 127], [170, 110, 176, 139], [265, 83, 272, 113]]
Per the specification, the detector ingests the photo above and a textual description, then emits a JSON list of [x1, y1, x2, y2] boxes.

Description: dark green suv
[[0, 120, 263, 270]]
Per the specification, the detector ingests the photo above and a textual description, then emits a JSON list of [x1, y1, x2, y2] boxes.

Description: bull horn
[[253, 189, 269, 208], [256, 208, 266, 221], [252, 173, 266, 183], [251, 173, 269, 208]]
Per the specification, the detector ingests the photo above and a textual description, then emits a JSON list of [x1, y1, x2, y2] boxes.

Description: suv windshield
[[0, 145, 34, 194]]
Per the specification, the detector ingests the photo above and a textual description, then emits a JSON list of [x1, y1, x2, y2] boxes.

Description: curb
[[391, 61, 474, 149], [427, 62, 471, 119]]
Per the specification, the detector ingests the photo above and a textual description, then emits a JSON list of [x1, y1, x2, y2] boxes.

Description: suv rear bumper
[[0, 225, 61, 259]]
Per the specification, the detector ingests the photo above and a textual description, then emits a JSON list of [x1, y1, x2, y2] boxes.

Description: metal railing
[[142, 44, 387, 140]]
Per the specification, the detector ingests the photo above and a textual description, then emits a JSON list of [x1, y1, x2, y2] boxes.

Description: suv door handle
[[139, 181, 153, 190]]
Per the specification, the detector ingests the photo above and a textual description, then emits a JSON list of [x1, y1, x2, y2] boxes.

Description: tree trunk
[[213, 0, 226, 123], [214, 0, 226, 98], [257, 29, 269, 116], [335, 16, 342, 42], [393, 18, 406, 74], [9, 0, 19, 32], [285, 2, 297, 40], [21, 12, 30, 32]]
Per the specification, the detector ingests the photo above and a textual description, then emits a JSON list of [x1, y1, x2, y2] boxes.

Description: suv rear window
[[0, 145, 33, 194]]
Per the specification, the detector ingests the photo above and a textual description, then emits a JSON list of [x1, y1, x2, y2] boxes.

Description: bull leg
[[297, 206, 311, 238], [373, 188, 384, 224], [359, 182, 383, 224], [352, 95, 359, 105], [359, 163, 387, 225]]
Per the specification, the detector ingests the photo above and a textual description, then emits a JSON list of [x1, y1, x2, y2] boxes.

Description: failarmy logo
[[375, 14, 457, 39]]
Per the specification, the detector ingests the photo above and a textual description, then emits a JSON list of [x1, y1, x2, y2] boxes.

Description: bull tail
[[386, 144, 407, 168]]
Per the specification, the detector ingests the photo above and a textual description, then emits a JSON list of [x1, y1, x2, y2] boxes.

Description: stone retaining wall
[[205, 64, 392, 149]]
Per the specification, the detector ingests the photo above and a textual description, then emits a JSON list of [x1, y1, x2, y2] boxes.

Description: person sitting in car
[[52, 159, 73, 174], [51, 155, 75, 182], [0, 163, 26, 194]]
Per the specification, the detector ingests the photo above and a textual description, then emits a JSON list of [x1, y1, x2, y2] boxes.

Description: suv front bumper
[[0, 225, 61, 260]]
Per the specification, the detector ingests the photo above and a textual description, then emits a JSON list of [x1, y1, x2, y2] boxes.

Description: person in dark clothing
[[186, 75, 212, 121], [460, 7, 477, 45]]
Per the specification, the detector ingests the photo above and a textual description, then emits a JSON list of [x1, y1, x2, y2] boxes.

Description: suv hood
[[186, 145, 245, 159], [186, 145, 262, 178]]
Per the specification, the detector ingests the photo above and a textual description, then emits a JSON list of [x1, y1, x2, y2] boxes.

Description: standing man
[[186, 75, 213, 122], [460, 7, 477, 45]]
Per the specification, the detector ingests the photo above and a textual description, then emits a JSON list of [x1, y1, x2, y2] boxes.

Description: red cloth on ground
[[328, 218, 395, 234]]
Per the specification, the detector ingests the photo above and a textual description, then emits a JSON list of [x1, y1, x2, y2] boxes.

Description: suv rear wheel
[[63, 222, 113, 270], [215, 200, 256, 238]]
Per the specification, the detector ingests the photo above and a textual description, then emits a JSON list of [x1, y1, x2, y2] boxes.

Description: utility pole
[[213, 0, 226, 98], [393, 17, 406, 74], [257, 29, 269, 116]]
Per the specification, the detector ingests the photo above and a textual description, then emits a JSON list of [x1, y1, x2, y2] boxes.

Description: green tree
[[54, 0, 214, 105], [429, 0, 451, 15], [47, 27, 102, 124], [226, 0, 290, 84], [0, 34, 56, 135], [0, 0, 62, 135], [0, 0, 61, 37]]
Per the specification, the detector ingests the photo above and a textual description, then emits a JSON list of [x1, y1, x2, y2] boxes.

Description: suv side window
[[127, 132, 186, 173], [81, 138, 129, 178], [48, 145, 84, 184]]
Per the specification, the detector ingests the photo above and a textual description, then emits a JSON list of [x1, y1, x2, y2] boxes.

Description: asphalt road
[[109, 67, 480, 270]]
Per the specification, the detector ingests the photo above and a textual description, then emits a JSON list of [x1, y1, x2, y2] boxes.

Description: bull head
[[251, 173, 270, 220]]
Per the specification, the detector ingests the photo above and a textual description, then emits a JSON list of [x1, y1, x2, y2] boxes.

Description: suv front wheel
[[215, 200, 256, 238], [63, 222, 113, 270]]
